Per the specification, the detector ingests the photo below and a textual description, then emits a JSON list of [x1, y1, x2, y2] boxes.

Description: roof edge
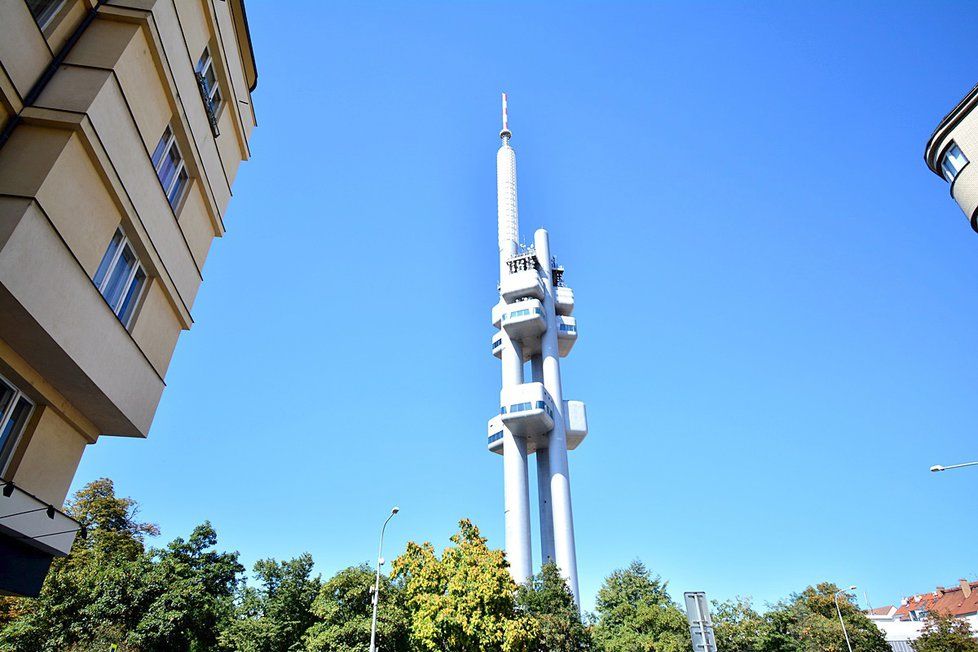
[[229, 0, 258, 92]]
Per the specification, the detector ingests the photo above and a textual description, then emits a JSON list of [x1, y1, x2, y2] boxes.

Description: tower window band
[[941, 142, 969, 183]]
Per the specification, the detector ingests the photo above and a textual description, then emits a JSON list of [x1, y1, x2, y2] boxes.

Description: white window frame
[[941, 142, 969, 183], [26, 0, 65, 30], [0, 373, 34, 476], [152, 126, 189, 208], [94, 229, 146, 327], [196, 47, 223, 113]]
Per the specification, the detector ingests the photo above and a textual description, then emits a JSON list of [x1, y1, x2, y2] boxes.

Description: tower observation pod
[[488, 93, 586, 606]]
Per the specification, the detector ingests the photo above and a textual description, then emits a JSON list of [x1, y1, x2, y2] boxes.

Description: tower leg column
[[547, 425, 579, 602], [500, 335, 531, 585], [534, 228, 580, 606], [536, 448, 555, 565], [503, 429, 532, 585]]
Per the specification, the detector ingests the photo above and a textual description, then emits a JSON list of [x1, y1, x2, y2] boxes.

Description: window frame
[[0, 373, 35, 477], [25, 0, 66, 30], [94, 228, 147, 328], [196, 47, 224, 113], [152, 126, 190, 210], [196, 47, 223, 137]]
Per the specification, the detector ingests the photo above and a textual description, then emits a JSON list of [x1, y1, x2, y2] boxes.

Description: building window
[[488, 431, 503, 445], [25, 0, 64, 29], [492, 338, 502, 351], [0, 375, 34, 474], [941, 142, 969, 183], [152, 126, 189, 209], [94, 229, 146, 327], [195, 48, 222, 137]]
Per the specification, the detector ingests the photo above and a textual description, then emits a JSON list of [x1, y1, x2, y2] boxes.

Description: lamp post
[[369, 506, 399, 652], [834, 585, 857, 652], [930, 461, 978, 472]]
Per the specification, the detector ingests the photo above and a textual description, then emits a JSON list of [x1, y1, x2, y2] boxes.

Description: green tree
[[590, 560, 689, 652], [912, 611, 978, 652], [304, 564, 409, 652], [711, 597, 766, 652], [515, 563, 590, 652], [220, 554, 321, 652], [760, 583, 889, 652], [134, 522, 243, 651], [392, 518, 536, 652], [0, 478, 242, 652]]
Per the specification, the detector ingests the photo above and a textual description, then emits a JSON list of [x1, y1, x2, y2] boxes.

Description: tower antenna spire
[[501, 92, 512, 139]]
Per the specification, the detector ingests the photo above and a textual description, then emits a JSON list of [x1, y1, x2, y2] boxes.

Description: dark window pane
[[152, 127, 172, 170], [102, 245, 137, 311], [94, 230, 124, 288], [158, 144, 181, 192], [118, 268, 145, 326], [25, 0, 63, 27], [168, 168, 188, 206], [0, 397, 32, 469]]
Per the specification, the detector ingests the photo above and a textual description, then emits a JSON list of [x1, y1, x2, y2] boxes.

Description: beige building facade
[[925, 83, 978, 230], [0, 0, 257, 596]]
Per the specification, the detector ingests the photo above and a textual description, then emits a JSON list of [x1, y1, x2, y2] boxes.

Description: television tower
[[487, 93, 587, 605]]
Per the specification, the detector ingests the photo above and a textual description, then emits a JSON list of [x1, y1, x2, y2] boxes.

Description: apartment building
[[925, 83, 978, 230], [0, 0, 257, 596], [867, 579, 978, 652]]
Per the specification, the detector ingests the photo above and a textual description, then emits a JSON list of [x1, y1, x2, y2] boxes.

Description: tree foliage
[[304, 564, 409, 652], [220, 554, 320, 652], [515, 562, 590, 652], [590, 560, 690, 652], [912, 611, 978, 652], [0, 479, 240, 652], [761, 583, 889, 652], [392, 518, 536, 652], [2, 482, 919, 652], [711, 597, 766, 652]]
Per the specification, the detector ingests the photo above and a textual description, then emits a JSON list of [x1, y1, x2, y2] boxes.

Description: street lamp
[[931, 461, 978, 472], [834, 585, 857, 652], [369, 506, 399, 652]]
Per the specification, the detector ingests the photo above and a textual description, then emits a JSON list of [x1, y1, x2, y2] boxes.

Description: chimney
[[960, 579, 972, 598]]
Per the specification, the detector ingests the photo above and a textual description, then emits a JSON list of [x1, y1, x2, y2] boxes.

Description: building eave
[[229, 0, 258, 92]]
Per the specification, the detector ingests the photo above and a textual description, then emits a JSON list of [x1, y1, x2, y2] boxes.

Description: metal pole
[[369, 507, 398, 652], [695, 596, 709, 651], [834, 589, 855, 652]]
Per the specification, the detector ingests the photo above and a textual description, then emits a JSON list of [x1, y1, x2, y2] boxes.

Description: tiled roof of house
[[894, 580, 978, 620], [868, 606, 895, 616]]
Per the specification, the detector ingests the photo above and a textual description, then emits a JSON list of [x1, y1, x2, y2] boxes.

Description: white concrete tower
[[487, 93, 587, 605]]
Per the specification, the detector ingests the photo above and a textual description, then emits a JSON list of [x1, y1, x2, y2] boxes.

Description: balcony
[[564, 400, 588, 450], [557, 315, 577, 356], [501, 269, 544, 303], [486, 415, 505, 455], [555, 286, 574, 316], [501, 298, 546, 341], [500, 382, 555, 437]]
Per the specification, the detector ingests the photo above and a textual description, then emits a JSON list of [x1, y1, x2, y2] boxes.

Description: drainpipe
[[0, 0, 108, 152]]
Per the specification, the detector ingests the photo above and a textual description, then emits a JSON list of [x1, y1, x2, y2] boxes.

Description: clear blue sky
[[73, 1, 978, 612]]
